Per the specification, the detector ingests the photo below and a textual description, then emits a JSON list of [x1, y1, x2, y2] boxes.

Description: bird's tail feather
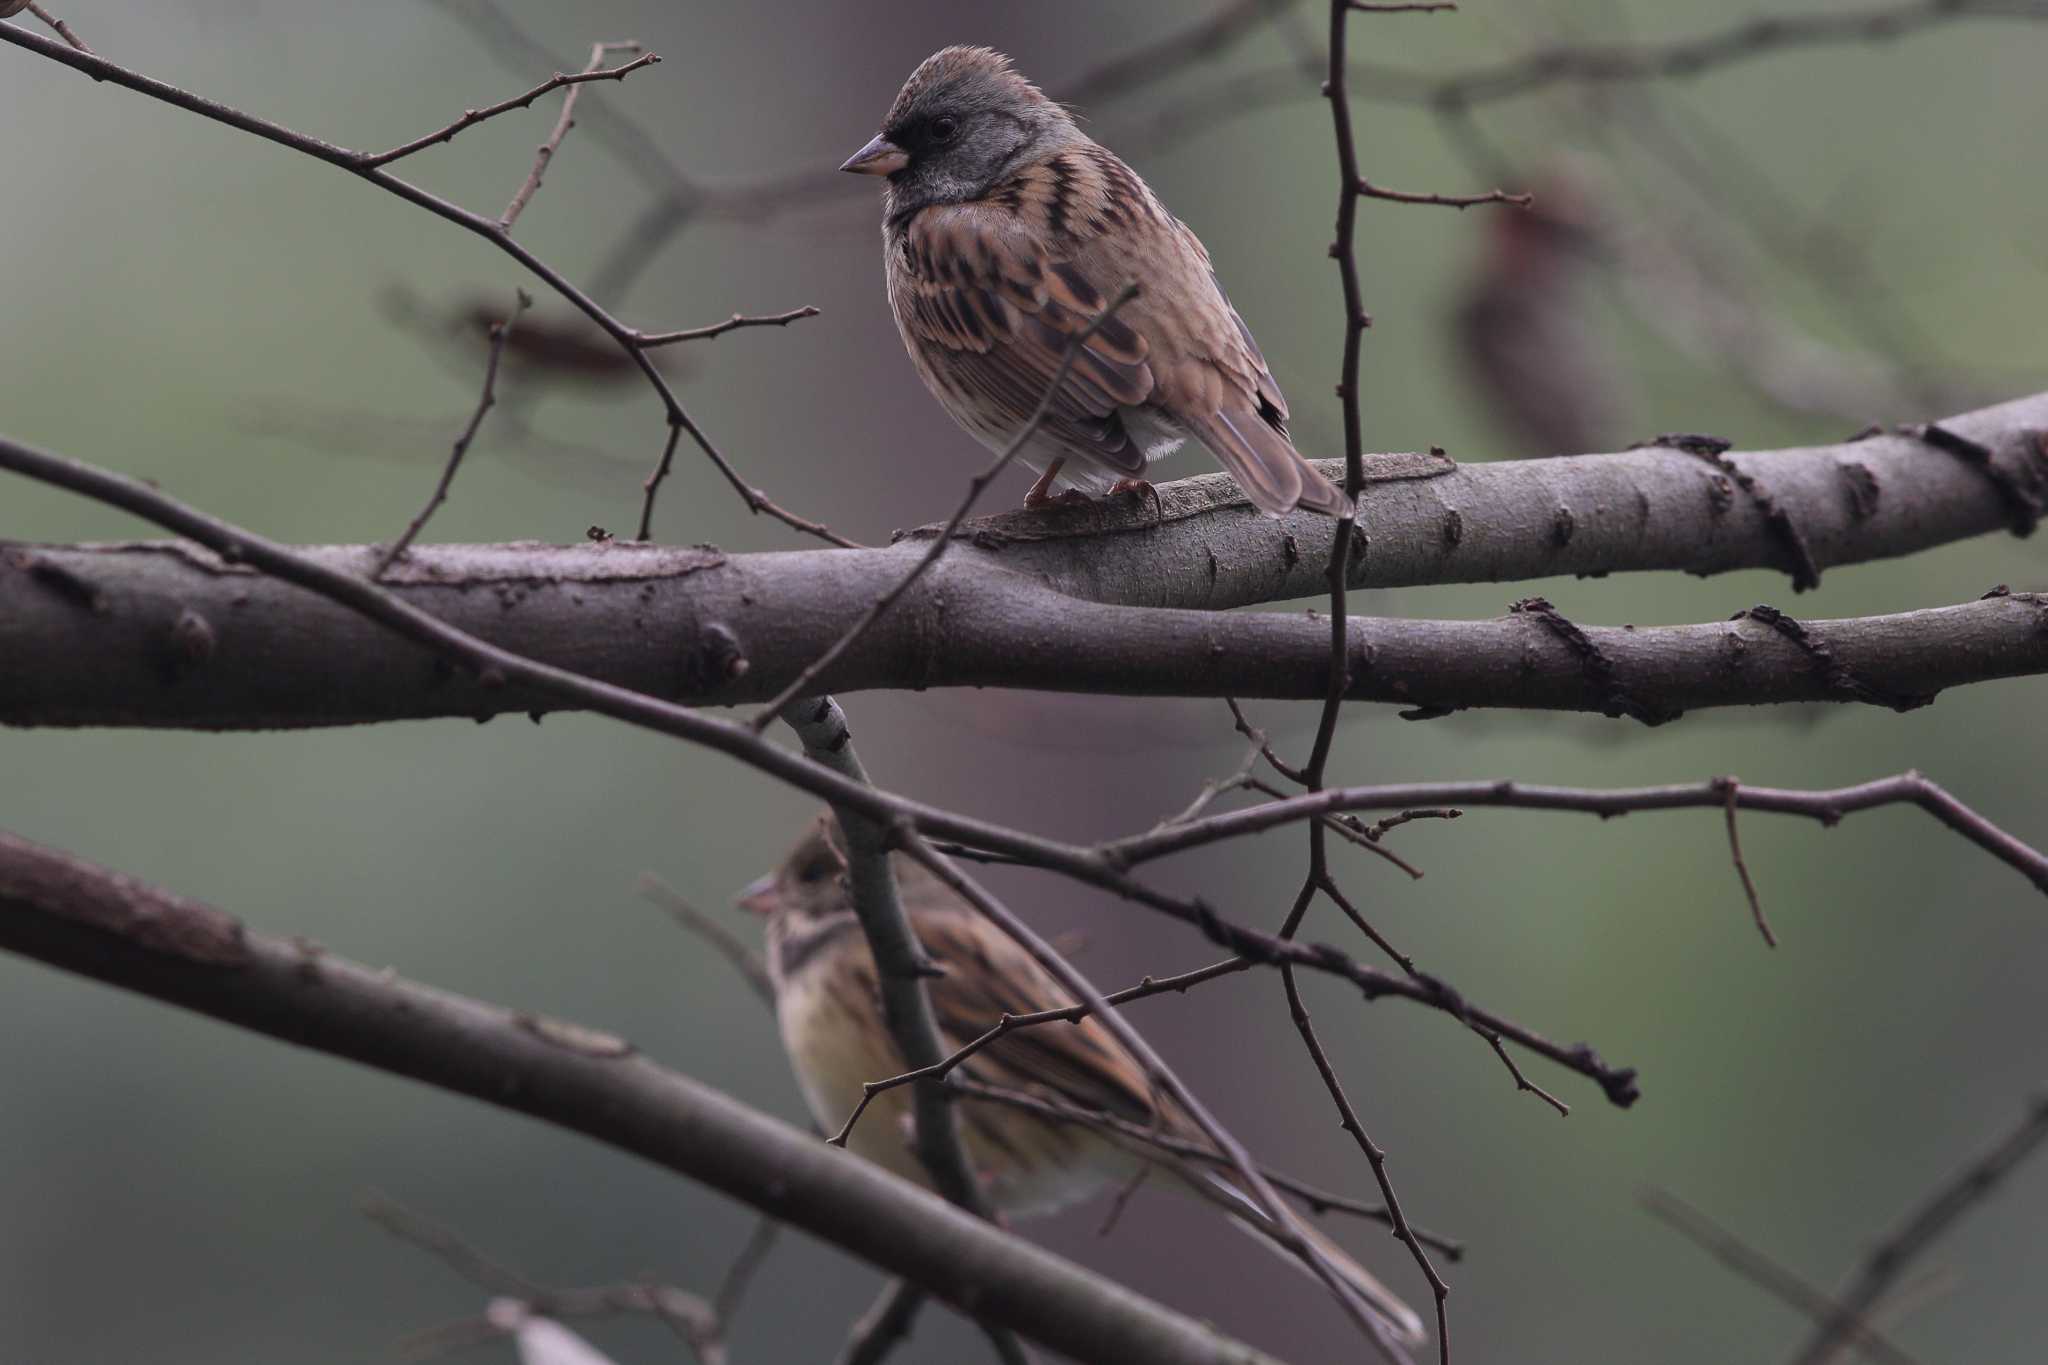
[[1185, 410, 1354, 518]]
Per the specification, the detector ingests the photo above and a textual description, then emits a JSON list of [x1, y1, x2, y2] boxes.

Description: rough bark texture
[[3, 393, 2043, 728]]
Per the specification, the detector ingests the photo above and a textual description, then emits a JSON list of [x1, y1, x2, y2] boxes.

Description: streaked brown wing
[[892, 190, 1154, 473], [913, 909, 1160, 1126]]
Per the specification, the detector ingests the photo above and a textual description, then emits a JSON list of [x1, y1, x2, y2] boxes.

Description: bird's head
[[841, 46, 1078, 213]]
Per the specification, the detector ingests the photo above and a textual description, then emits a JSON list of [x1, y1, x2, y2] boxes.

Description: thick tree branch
[[12, 538, 2041, 726], [5, 393, 2044, 729], [0, 829, 1287, 1365], [0, 430, 1646, 1108]]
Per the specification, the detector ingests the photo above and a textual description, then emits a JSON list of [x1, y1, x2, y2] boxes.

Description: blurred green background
[[3, 2, 2045, 1361]]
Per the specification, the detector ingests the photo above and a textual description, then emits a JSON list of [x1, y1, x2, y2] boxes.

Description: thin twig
[[1640, 1189, 1922, 1365], [361, 1190, 725, 1362], [894, 831, 1416, 1362], [836, 1280, 928, 1365], [1226, 698, 1310, 786], [1104, 775, 2048, 897], [1318, 874, 1570, 1117], [633, 306, 821, 347], [361, 52, 661, 168], [747, 284, 1141, 730], [711, 1215, 782, 1332], [636, 873, 773, 1006], [947, 1077, 1465, 1259], [829, 956, 1253, 1147], [21, 2, 90, 53], [501, 42, 645, 232], [1292, 5, 1448, 1356], [1717, 777, 1778, 947], [1788, 1094, 2048, 1365], [1356, 177, 1532, 210], [0, 25, 847, 547], [376, 289, 530, 577]]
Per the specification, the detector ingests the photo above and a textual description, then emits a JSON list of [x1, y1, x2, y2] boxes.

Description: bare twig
[[1640, 1189, 1921, 1365], [748, 283, 1141, 731], [636, 873, 773, 1006], [837, 1280, 928, 1365], [1717, 777, 1778, 947], [1295, 5, 1448, 1355], [1104, 774, 2048, 898], [893, 831, 1417, 1362], [362, 52, 660, 168], [1226, 699, 1310, 786], [947, 1077, 1466, 1259], [711, 1215, 782, 1334], [1788, 1094, 2048, 1365], [376, 289, 531, 577], [18, 2, 89, 53], [1356, 177, 1531, 209], [633, 306, 821, 347], [361, 1190, 725, 1363], [829, 956, 1254, 1146], [1422, 0, 2048, 109], [501, 42, 647, 233], [0, 24, 847, 547]]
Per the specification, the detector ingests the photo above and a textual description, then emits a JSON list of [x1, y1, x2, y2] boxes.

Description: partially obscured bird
[[840, 46, 1349, 517], [740, 814, 1423, 1346], [1450, 176, 1621, 458]]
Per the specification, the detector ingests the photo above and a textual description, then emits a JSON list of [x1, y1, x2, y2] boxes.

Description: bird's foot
[[1022, 458, 1068, 509]]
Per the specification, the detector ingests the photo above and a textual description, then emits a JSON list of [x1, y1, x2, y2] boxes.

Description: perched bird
[[840, 46, 1350, 517], [741, 814, 1423, 1346]]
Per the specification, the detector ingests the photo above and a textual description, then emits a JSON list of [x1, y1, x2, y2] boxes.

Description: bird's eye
[[930, 116, 960, 142], [797, 856, 835, 884]]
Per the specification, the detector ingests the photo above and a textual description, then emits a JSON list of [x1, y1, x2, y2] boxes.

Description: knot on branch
[[1735, 605, 1936, 712], [1635, 432, 1821, 590], [1915, 423, 2046, 537], [680, 621, 750, 696], [1510, 596, 1680, 725]]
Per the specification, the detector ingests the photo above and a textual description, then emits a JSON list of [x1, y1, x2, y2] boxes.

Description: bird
[[1450, 173, 1623, 458], [839, 45, 1351, 518], [739, 813, 1425, 1347]]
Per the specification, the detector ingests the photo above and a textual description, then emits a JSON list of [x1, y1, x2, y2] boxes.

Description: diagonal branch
[[0, 828, 1288, 1365], [1640, 1189, 1921, 1365], [1786, 1094, 2048, 1365], [0, 23, 847, 547], [0, 430, 1637, 1107], [361, 51, 659, 168]]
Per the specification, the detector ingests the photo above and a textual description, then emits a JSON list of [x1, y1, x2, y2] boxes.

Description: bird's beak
[[839, 133, 908, 177], [735, 873, 779, 916]]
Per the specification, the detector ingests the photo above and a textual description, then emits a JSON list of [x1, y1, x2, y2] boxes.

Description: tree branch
[[0, 22, 845, 547], [6, 393, 2044, 728], [0, 828, 1288, 1365], [1786, 1093, 2048, 1365], [779, 698, 1029, 1365]]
